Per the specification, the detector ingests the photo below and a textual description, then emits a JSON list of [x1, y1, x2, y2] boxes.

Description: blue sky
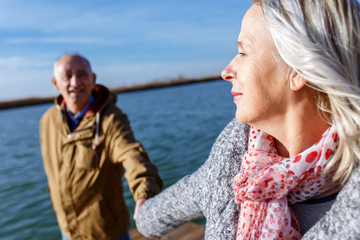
[[0, 0, 252, 101]]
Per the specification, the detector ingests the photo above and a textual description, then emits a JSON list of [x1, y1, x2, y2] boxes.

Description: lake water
[[0, 80, 235, 240]]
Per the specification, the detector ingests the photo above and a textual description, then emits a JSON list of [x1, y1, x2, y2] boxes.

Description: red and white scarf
[[234, 126, 339, 239]]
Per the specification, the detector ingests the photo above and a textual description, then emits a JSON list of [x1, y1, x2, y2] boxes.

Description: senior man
[[40, 54, 162, 240]]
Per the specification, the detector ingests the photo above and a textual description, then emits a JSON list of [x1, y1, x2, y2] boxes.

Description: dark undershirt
[[290, 192, 338, 235]]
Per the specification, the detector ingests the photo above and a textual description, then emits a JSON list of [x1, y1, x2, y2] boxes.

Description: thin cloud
[[6, 37, 123, 45], [0, 56, 51, 69]]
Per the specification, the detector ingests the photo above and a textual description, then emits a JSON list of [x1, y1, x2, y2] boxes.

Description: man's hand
[[133, 198, 146, 221]]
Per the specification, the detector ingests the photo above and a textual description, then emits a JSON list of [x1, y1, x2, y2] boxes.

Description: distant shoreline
[[0, 75, 221, 110]]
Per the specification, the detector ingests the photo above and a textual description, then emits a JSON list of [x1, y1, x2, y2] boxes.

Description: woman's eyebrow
[[237, 39, 253, 49]]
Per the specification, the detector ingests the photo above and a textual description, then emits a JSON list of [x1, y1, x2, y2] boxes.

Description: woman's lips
[[231, 90, 243, 102]]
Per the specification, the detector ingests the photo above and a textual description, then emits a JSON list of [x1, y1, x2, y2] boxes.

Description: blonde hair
[[259, 0, 360, 183]]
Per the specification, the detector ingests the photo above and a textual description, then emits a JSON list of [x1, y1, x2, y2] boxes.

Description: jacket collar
[[54, 84, 116, 115]]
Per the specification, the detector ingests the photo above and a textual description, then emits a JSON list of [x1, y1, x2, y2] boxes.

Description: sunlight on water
[[0, 80, 235, 239]]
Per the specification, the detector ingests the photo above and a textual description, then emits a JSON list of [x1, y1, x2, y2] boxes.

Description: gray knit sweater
[[136, 119, 360, 239]]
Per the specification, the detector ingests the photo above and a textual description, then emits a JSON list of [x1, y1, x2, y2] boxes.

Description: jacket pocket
[[74, 142, 99, 169]]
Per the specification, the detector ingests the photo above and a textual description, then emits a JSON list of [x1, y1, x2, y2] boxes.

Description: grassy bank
[[0, 75, 221, 110]]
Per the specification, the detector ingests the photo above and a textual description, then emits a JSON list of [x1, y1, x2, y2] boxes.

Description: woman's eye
[[238, 52, 246, 56]]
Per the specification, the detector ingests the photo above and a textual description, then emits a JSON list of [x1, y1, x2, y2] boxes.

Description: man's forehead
[[57, 57, 90, 72]]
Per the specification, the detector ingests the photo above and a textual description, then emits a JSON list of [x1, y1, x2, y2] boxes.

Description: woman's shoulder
[[217, 118, 249, 139], [200, 119, 249, 179], [210, 118, 250, 155]]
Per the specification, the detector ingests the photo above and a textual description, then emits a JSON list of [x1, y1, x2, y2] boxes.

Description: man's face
[[52, 55, 96, 114]]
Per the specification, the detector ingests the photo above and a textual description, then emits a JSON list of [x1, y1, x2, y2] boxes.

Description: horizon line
[[0, 74, 222, 110]]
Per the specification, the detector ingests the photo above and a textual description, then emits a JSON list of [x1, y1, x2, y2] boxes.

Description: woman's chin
[[235, 114, 248, 124]]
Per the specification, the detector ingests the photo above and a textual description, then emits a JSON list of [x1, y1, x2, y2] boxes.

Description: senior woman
[[136, 0, 360, 239]]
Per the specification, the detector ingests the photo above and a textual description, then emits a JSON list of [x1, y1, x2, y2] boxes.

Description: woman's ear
[[289, 70, 307, 91]]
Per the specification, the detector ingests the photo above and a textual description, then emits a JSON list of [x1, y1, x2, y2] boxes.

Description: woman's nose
[[221, 62, 235, 82]]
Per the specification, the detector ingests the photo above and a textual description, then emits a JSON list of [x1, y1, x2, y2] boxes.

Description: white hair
[[259, 0, 360, 183]]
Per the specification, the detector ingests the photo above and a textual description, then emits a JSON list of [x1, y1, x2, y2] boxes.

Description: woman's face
[[221, 4, 290, 129]]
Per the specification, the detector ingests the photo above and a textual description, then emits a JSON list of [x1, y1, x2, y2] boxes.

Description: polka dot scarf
[[234, 125, 340, 239]]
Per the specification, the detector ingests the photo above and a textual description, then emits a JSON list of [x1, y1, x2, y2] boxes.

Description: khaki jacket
[[40, 85, 162, 240]]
